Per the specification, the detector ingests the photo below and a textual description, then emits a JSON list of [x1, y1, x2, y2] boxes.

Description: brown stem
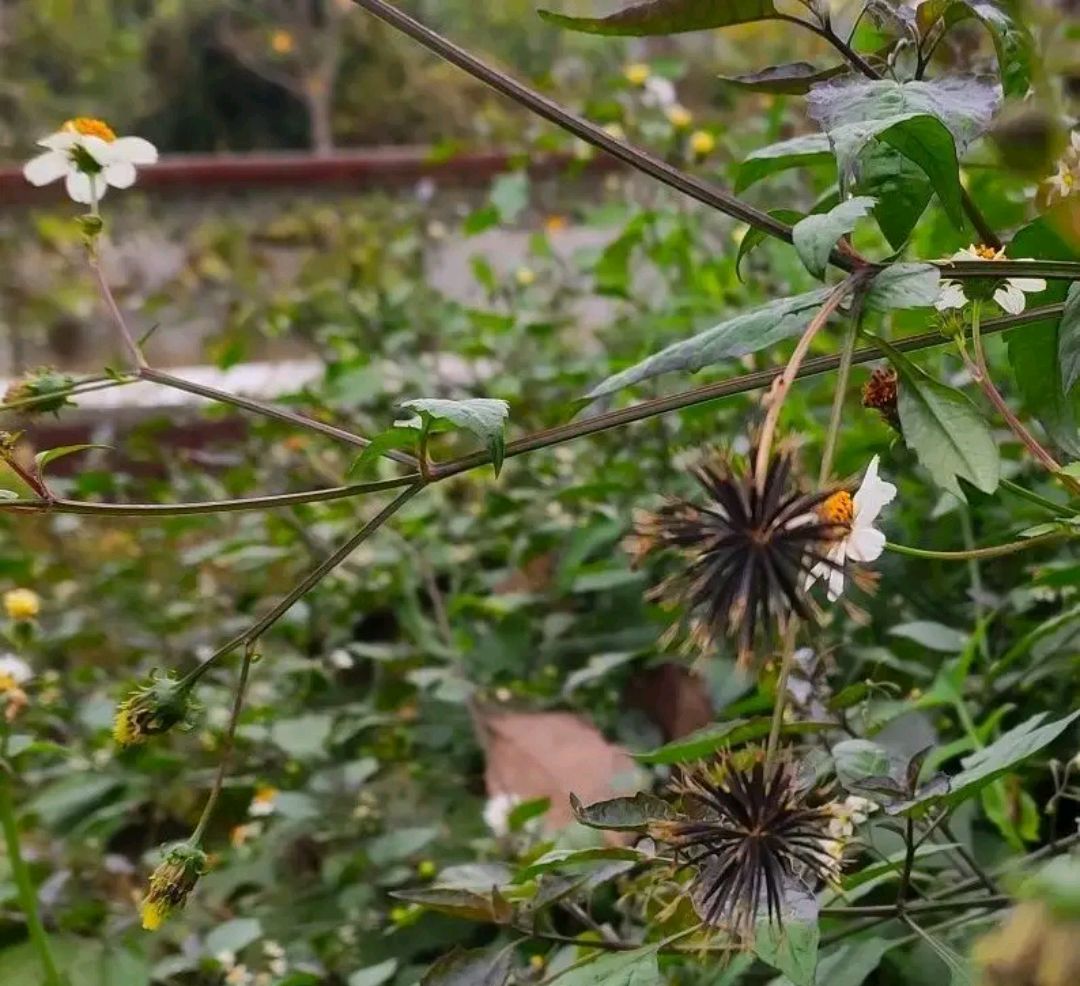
[[90, 259, 147, 369]]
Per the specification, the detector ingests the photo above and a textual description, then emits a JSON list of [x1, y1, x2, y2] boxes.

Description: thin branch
[[90, 258, 147, 368], [0, 375, 134, 415], [886, 530, 1071, 561], [348, 0, 864, 272]]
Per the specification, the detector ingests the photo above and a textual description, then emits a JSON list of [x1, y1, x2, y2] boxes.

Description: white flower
[[482, 792, 520, 836], [807, 455, 897, 602], [23, 118, 157, 205], [1045, 131, 1080, 203], [248, 786, 278, 818], [642, 75, 677, 109], [935, 245, 1047, 315], [827, 795, 879, 841], [0, 654, 32, 691]]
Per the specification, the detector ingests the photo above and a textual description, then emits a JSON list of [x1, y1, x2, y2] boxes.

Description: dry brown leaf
[[624, 663, 713, 741], [478, 708, 642, 831]]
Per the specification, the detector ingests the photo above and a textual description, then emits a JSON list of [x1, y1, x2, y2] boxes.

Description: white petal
[[993, 283, 1026, 314], [935, 282, 967, 310], [65, 171, 103, 204], [853, 455, 897, 526], [38, 132, 77, 151], [104, 161, 137, 189], [847, 526, 886, 563], [108, 136, 158, 166], [826, 560, 846, 602], [1008, 276, 1046, 294], [77, 135, 110, 166], [23, 150, 69, 186], [953, 246, 981, 261], [1071, 131, 1080, 154]]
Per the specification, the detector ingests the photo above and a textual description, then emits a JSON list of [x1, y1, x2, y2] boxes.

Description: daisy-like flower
[[935, 244, 1047, 315], [0, 654, 32, 692], [248, 785, 278, 818], [650, 754, 840, 936], [806, 455, 896, 602], [23, 118, 158, 205], [628, 449, 846, 665], [1045, 131, 1080, 204]]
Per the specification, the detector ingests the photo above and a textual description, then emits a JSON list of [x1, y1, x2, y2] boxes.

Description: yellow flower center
[[973, 244, 1000, 261], [270, 29, 295, 54], [820, 491, 854, 528], [0, 673, 15, 692], [62, 117, 116, 142]]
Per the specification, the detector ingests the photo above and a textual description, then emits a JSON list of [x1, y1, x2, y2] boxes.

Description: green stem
[[0, 376, 134, 415], [181, 484, 422, 685], [0, 767, 66, 986], [189, 642, 256, 845], [819, 307, 861, 484], [765, 621, 799, 767], [886, 530, 1070, 560], [999, 478, 1071, 517], [959, 508, 991, 664]]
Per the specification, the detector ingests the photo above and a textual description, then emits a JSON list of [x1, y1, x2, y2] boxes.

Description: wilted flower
[[139, 842, 207, 930], [3, 367, 76, 416], [806, 456, 896, 602], [628, 450, 845, 665], [936, 244, 1047, 315], [651, 754, 840, 936], [861, 366, 900, 430], [113, 672, 195, 746], [4, 588, 40, 621], [23, 118, 158, 205]]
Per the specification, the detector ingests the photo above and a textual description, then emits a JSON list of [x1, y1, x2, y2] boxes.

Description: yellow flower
[[623, 63, 650, 86], [113, 672, 195, 747], [139, 843, 207, 931], [666, 105, 693, 129], [689, 130, 716, 157], [4, 588, 39, 621], [270, 29, 295, 54], [515, 266, 536, 287]]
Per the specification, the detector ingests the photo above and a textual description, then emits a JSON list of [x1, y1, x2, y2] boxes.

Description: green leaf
[[569, 791, 676, 831], [917, 0, 1034, 98], [736, 209, 803, 281], [392, 886, 513, 924], [633, 719, 835, 765], [399, 398, 510, 476], [889, 621, 968, 652], [792, 196, 875, 279], [421, 948, 511, 986], [34, 443, 111, 472], [585, 288, 833, 400], [513, 846, 644, 881], [368, 825, 438, 864], [1059, 282, 1080, 394], [807, 77, 999, 226], [864, 263, 941, 312], [1006, 217, 1080, 458], [489, 172, 529, 224], [856, 144, 934, 250], [879, 337, 1000, 496], [898, 710, 1080, 813], [774, 938, 888, 986], [718, 61, 848, 95], [348, 426, 419, 477], [553, 946, 661, 986], [350, 960, 399, 986], [538, 0, 778, 36], [735, 134, 834, 192], [205, 918, 263, 957], [833, 739, 898, 790], [753, 891, 819, 986]]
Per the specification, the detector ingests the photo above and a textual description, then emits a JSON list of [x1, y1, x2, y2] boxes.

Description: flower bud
[[113, 672, 196, 747], [861, 366, 900, 432], [4, 368, 76, 416], [140, 842, 207, 931]]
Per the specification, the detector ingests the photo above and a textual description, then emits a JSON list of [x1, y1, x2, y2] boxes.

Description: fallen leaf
[[624, 663, 713, 740]]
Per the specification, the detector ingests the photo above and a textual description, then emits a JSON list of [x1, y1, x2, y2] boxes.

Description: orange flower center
[[973, 244, 1000, 261], [820, 491, 854, 528], [62, 117, 116, 142]]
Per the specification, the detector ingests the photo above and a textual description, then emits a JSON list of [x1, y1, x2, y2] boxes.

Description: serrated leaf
[[393, 886, 513, 924], [736, 209, 803, 281], [400, 398, 510, 476], [917, 0, 1034, 98], [864, 263, 941, 311], [513, 846, 644, 882], [753, 889, 819, 985], [774, 938, 888, 986], [569, 791, 676, 831], [633, 719, 835, 765], [1059, 283, 1080, 394], [34, 443, 111, 472], [554, 947, 661, 986], [585, 287, 833, 400], [792, 196, 875, 279], [735, 134, 834, 192], [420, 948, 511, 986], [896, 710, 1080, 813], [348, 426, 419, 477], [879, 338, 1000, 496], [856, 144, 934, 250], [719, 61, 848, 95], [538, 0, 778, 36]]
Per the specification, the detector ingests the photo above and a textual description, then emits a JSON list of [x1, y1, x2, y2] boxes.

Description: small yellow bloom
[[623, 63, 650, 86], [139, 843, 207, 931], [270, 29, 295, 54], [113, 673, 194, 747], [4, 588, 39, 621], [515, 266, 536, 287], [689, 130, 716, 157], [666, 105, 693, 129], [544, 214, 569, 234], [62, 117, 116, 142]]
